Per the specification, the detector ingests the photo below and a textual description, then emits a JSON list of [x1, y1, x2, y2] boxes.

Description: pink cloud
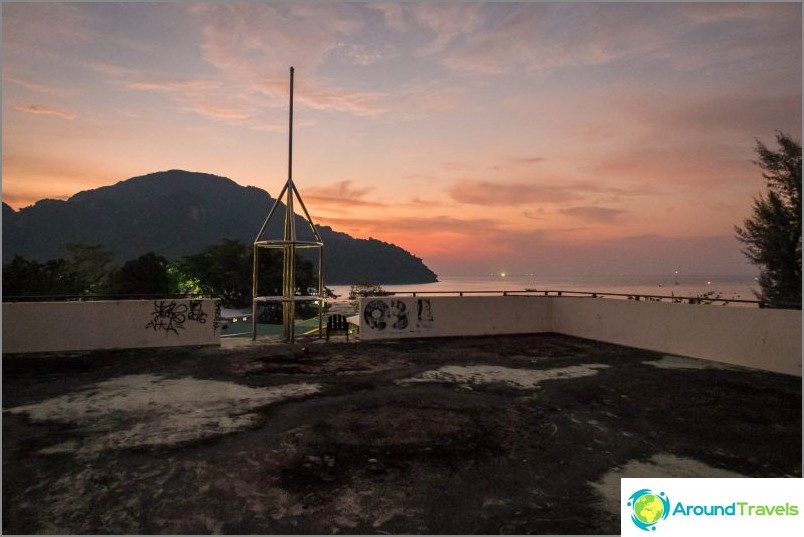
[[409, 3, 486, 55], [365, 3, 407, 32], [305, 180, 384, 207], [560, 206, 626, 223], [188, 3, 384, 116], [87, 62, 290, 131], [317, 213, 521, 259], [434, 3, 799, 77], [14, 103, 76, 120], [4, 76, 77, 96], [586, 143, 756, 189], [447, 179, 641, 206]]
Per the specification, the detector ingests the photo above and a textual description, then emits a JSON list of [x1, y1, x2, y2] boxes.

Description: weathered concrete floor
[[3, 334, 801, 534]]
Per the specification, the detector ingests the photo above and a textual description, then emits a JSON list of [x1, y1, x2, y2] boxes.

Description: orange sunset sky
[[2, 2, 802, 276]]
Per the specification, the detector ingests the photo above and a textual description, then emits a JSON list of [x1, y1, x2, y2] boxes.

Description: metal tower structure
[[252, 67, 324, 342]]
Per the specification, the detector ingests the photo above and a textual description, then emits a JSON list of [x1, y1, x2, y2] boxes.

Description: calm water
[[328, 274, 761, 304]]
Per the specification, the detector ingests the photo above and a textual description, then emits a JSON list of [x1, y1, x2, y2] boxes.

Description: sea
[[327, 273, 761, 305]]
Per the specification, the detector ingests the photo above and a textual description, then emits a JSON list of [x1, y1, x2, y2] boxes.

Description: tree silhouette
[[179, 239, 317, 308], [736, 132, 802, 309], [107, 253, 173, 296]]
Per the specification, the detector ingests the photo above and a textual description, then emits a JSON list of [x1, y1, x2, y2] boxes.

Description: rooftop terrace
[[3, 333, 800, 534]]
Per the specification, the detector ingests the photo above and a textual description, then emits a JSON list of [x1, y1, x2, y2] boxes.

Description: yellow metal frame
[[251, 67, 325, 342]]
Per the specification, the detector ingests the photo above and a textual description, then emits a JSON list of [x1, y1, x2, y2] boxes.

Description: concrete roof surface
[[2, 333, 801, 534]]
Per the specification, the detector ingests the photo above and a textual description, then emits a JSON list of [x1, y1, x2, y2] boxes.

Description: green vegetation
[[107, 253, 173, 296], [348, 281, 393, 300], [2, 256, 87, 297], [2, 239, 318, 309], [735, 132, 802, 309]]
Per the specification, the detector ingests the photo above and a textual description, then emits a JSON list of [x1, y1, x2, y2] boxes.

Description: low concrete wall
[[359, 296, 552, 341], [3, 299, 221, 354], [552, 297, 801, 376], [358, 296, 802, 376]]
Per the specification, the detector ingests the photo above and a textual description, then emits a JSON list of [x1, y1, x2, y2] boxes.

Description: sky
[[2, 2, 801, 277]]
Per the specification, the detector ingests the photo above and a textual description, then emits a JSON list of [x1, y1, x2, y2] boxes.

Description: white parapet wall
[[551, 297, 802, 376], [3, 299, 221, 354], [358, 295, 802, 376], [359, 296, 553, 340]]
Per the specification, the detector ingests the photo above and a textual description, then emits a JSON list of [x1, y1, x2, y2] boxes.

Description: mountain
[[2, 170, 438, 285]]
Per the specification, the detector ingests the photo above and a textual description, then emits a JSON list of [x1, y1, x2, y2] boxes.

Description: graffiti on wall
[[363, 298, 435, 332], [213, 301, 222, 334], [188, 300, 207, 324], [146, 301, 187, 334], [417, 299, 434, 328], [146, 300, 218, 335]]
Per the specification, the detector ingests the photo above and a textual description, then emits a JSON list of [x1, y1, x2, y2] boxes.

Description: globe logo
[[627, 489, 670, 531]]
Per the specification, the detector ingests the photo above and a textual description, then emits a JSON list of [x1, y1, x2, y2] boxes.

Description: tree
[[180, 239, 319, 309], [735, 132, 802, 309], [107, 253, 174, 296], [180, 239, 252, 307], [61, 243, 116, 294], [2, 256, 84, 297], [348, 281, 392, 300]]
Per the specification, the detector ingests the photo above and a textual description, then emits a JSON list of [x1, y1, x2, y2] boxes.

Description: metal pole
[[282, 66, 296, 342], [318, 247, 324, 338], [254, 182, 288, 243], [251, 243, 259, 340]]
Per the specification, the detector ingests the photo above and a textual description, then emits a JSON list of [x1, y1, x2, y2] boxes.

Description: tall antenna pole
[[282, 66, 297, 341], [288, 66, 294, 189], [251, 66, 325, 343]]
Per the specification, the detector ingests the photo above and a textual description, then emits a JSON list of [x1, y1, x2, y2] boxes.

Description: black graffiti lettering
[[145, 300, 187, 334], [417, 299, 434, 328], [364, 300, 389, 331], [188, 300, 208, 324], [213, 301, 222, 334], [390, 300, 408, 330]]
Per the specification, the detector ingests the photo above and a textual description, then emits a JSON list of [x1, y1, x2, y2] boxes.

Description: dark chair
[[326, 314, 349, 341]]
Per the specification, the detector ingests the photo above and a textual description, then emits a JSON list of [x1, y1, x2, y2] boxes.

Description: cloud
[[189, 3, 361, 74], [560, 206, 626, 223], [316, 213, 523, 259], [489, 156, 549, 172], [4, 76, 77, 96], [409, 3, 486, 55], [507, 156, 547, 165], [305, 180, 384, 207], [321, 214, 500, 235], [292, 81, 388, 117], [186, 3, 388, 117], [14, 104, 76, 120], [125, 79, 220, 93], [87, 62, 288, 131], [662, 94, 802, 137], [678, 3, 776, 25], [336, 43, 396, 66], [448, 180, 571, 205], [586, 143, 756, 189], [447, 179, 637, 206], [2, 3, 93, 57], [432, 3, 799, 78], [438, 3, 655, 75], [366, 3, 407, 32]]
